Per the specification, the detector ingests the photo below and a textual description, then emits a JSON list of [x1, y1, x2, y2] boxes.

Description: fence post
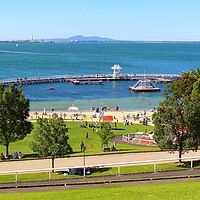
[[83, 146, 86, 178], [83, 167, 86, 178], [49, 170, 51, 181], [118, 165, 120, 175], [16, 173, 18, 182], [154, 162, 156, 173]]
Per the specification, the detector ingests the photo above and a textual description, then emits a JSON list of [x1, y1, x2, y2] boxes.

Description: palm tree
[[191, 68, 200, 81], [179, 68, 200, 96]]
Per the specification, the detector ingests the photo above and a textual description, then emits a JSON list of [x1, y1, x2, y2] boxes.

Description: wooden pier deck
[[0, 73, 180, 86]]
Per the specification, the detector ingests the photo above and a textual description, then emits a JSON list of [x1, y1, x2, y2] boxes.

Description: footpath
[[1, 168, 200, 192]]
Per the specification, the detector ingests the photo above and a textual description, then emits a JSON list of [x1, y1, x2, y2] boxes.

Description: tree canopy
[[0, 84, 32, 155], [31, 118, 73, 168], [97, 122, 115, 150], [153, 68, 200, 161]]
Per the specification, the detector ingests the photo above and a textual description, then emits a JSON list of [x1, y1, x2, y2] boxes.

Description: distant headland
[[0, 35, 116, 43], [0, 35, 200, 43]]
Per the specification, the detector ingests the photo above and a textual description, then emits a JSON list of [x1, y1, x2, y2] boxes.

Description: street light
[[83, 145, 86, 177]]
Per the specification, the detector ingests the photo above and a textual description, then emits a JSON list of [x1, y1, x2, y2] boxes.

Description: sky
[[0, 0, 200, 41]]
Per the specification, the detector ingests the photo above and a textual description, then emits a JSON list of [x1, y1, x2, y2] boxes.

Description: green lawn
[[1, 180, 200, 200], [0, 121, 158, 156]]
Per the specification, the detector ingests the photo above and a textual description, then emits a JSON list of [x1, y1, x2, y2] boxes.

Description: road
[[1, 151, 200, 172]]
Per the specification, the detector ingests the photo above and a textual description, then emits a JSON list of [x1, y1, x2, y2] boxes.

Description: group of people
[[13, 152, 25, 159], [2, 151, 26, 160], [64, 167, 91, 176]]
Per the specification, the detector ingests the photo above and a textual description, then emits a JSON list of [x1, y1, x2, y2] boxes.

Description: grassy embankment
[[1, 180, 200, 200]]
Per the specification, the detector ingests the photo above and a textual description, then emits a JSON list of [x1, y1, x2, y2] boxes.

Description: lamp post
[[83, 145, 86, 177]]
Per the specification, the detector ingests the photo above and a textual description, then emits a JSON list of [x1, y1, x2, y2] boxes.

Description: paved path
[[1, 151, 200, 172]]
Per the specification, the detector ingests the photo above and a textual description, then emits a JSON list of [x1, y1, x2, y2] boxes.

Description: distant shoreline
[[1, 40, 200, 44]]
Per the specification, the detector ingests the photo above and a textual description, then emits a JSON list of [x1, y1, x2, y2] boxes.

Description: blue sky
[[0, 0, 200, 41]]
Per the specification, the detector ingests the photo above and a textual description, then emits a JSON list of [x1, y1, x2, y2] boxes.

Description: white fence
[[0, 155, 200, 182]]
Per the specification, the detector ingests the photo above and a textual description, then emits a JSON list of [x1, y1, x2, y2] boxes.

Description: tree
[[97, 122, 115, 150], [183, 80, 200, 151], [153, 68, 200, 162], [0, 84, 32, 155], [31, 118, 73, 169]]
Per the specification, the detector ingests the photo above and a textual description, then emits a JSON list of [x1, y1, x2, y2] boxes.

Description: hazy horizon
[[1, 0, 200, 41]]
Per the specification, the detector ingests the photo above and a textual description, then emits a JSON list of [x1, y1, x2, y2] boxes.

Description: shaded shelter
[[102, 116, 114, 121]]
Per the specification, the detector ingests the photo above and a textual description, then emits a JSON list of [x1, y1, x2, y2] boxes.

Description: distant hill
[[43, 35, 115, 42]]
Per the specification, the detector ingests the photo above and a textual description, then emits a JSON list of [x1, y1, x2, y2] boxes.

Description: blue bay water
[[0, 42, 200, 111]]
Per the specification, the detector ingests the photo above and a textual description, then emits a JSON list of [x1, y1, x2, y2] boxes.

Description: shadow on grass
[[74, 167, 112, 176], [112, 128, 125, 130], [22, 153, 39, 158], [112, 149, 134, 152], [177, 160, 200, 168], [71, 151, 83, 155], [92, 167, 111, 173]]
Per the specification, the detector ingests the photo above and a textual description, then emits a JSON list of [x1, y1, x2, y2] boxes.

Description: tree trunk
[[178, 148, 182, 163], [51, 157, 55, 172], [6, 143, 9, 156], [178, 137, 183, 163]]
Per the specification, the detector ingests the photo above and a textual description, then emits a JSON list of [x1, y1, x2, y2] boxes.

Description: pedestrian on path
[[86, 131, 88, 139], [79, 141, 84, 152]]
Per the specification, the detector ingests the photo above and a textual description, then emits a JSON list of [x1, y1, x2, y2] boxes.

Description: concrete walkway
[[1, 151, 200, 172]]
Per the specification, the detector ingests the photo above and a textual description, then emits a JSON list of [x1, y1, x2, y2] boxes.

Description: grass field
[[0, 121, 158, 156], [1, 180, 200, 200]]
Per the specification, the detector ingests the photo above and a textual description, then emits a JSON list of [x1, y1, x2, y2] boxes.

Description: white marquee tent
[[68, 106, 79, 112]]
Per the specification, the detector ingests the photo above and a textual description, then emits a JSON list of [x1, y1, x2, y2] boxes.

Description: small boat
[[82, 80, 103, 85], [97, 80, 103, 84], [71, 79, 103, 85], [128, 79, 160, 92], [47, 87, 55, 90], [70, 79, 80, 85]]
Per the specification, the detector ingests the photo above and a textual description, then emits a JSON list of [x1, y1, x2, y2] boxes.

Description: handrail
[[0, 155, 199, 175]]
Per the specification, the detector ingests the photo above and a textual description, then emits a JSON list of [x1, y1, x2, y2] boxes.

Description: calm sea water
[[0, 42, 200, 111]]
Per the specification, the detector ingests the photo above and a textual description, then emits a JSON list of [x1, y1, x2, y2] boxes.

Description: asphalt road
[[2, 177, 200, 194], [1, 150, 200, 172]]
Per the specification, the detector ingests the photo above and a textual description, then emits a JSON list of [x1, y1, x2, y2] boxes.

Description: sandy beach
[[29, 109, 154, 125]]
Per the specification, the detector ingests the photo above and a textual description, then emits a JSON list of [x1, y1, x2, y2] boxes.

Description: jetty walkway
[[0, 73, 180, 86]]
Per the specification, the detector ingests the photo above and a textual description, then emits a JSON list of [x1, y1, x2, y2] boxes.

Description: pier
[[0, 73, 180, 86], [0, 64, 180, 86]]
